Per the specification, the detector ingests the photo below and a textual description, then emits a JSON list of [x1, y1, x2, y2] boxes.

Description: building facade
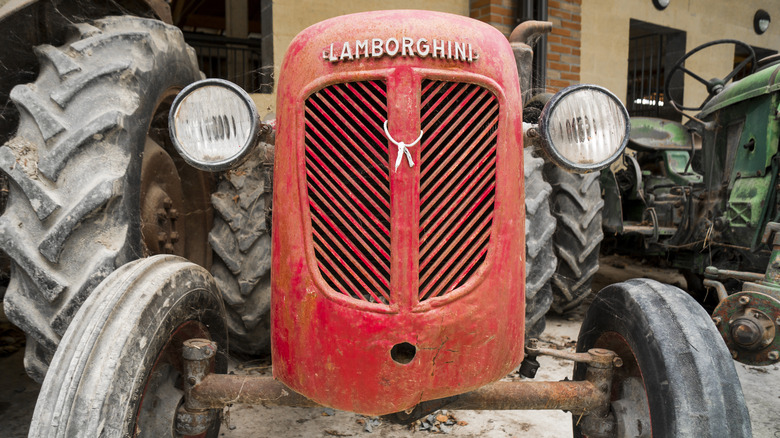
[[177, 1, 780, 117]]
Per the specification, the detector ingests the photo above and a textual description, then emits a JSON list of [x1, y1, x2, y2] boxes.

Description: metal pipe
[[190, 375, 320, 408], [705, 266, 766, 282], [508, 20, 553, 44], [703, 279, 729, 302], [444, 380, 604, 414], [188, 375, 607, 415]]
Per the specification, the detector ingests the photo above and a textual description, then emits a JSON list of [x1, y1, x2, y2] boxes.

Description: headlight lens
[[538, 84, 629, 172], [169, 79, 259, 171]]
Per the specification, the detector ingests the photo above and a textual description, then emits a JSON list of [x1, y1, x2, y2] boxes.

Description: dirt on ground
[[1, 255, 779, 437]]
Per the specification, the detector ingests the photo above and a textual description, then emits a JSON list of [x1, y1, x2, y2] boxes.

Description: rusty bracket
[[762, 221, 780, 248], [526, 339, 624, 369]]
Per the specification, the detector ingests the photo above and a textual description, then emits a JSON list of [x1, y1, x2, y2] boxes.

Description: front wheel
[[30, 255, 226, 437], [573, 278, 751, 437]]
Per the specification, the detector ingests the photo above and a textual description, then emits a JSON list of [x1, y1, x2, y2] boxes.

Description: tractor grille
[[304, 81, 392, 304], [418, 80, 498, 301]]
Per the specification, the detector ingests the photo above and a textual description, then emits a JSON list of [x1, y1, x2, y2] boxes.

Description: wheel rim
[[135, 320, 213, 437], [594, 332, 652, 438], [140, 92, 211, 266]]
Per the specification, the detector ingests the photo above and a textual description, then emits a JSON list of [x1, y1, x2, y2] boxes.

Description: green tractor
[[603, 39, 780, 366]]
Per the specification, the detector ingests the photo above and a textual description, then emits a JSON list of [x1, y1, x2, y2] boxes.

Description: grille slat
[[419, 130, 497, 222], [305, 80, 391, 304], [317, 88, 389, 175], [310, 213, 390, 302], [305, 146, 390, 247], [419, 167, 496, 261], [304, 119, 390, 226], [420, 95, 497, 188], [305, 104, 390, 199], [419, 80, 498, 301], [307, 175, 390, 262], [305, 79, 497, 305]]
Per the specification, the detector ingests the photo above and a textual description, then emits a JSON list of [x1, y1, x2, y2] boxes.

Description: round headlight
[[538, 84, 629, 173], [169, 78, 259, 171]]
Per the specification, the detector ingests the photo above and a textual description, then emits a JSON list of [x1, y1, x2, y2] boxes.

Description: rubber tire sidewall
[[30, 255, 226, 437], [573, 278, 751, 438]]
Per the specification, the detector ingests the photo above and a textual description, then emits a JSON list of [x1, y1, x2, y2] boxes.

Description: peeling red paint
[[272, 10, 526, 415]]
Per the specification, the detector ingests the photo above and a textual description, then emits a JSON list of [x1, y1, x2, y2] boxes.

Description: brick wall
[[546, 0, 581, 91], [470, 0, 581, 92], [470, 0, 517, 36]]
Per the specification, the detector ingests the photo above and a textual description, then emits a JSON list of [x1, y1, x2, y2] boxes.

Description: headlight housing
[[538, 84, 629, 173], [168, 78, 259, 172]]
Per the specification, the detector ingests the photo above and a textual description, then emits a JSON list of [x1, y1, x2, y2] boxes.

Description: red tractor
[[28, 10, 750, 437]]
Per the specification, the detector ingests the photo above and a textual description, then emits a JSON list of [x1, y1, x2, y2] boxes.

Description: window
[[626, 20, 685, 120]]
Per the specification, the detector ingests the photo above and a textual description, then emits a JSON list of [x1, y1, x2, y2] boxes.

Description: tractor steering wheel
[[664, 39, 756, 112]]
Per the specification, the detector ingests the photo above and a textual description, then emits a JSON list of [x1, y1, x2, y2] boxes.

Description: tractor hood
[[699, 63, 780, 118]]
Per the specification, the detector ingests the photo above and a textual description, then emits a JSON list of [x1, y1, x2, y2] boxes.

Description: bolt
[[157, 231, 167, 244], [612, 357, 623, 368], [164, 242, 175, 253], [163, 197, 173, 209], [712, 316, 722, 326], [170, 231, 180, 243], [730, 349, 739, 359], [768, 351, 780, 361], [169, 208, 179, 220], [738, 296, 751, 306], [157, 208, 167, 222], [187, 377, 197, 385]]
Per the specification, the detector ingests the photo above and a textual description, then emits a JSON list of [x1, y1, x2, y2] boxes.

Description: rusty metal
[[189, 375, 320, 409], [711, 221, 780, 365], [712, 291, 780, 365], [509, 20, 552, 104], [704, 266, 766, 283], [175, 405, 216, 436], [183, 337, 618, 416], [187, 374, 610, 414], [177, 338, 219, 435], [442, 380, 605, 414], [703, 279, 729, 302], [508, 20, 553, 44], [141, 94, 211, 266], [185, 347, 616, 418]]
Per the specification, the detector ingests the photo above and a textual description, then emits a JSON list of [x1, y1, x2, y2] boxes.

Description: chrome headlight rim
[[168, 78, 260, 172], [538, 84, 630, 173]]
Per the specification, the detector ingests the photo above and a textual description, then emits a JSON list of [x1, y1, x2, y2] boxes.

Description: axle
[[176, 339, 619, 435]]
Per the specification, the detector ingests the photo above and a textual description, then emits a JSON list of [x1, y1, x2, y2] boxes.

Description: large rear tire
[[523, 149, 555, 338], [573, 279, 751, 437], [29, 255, 226, 437], [209, 145, 274, 355], [0, 17, 210, 381], [543, 165, 603, 314]]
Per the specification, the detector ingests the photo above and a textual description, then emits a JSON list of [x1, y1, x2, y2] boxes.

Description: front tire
[[573, 279, 751, 437], [30, 255, 226, 437]]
